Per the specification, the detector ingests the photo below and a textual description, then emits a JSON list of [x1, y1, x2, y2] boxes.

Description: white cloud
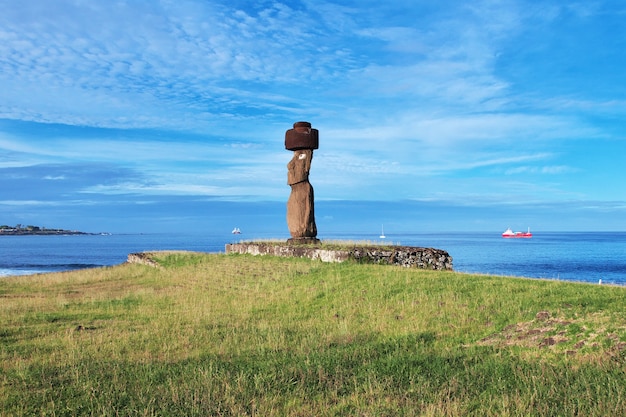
[[505, 165, 577, 175]]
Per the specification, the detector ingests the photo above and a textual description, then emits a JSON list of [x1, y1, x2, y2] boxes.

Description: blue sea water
[[1, 231, 625, 286]]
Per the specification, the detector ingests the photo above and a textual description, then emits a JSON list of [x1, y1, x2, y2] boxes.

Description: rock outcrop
[[127, 252, 163, 268]]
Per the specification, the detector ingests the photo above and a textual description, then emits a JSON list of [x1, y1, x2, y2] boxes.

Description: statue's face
[[287, 149, 313, 185]]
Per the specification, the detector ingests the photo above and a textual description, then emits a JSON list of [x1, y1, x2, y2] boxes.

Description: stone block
[[285, 121, 319, 150]]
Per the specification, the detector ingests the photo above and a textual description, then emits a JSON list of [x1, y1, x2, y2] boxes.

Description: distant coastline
[[0, 224, 91, 236]]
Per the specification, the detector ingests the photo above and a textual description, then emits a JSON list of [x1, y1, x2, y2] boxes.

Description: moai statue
[[285, 121, 319, 243]]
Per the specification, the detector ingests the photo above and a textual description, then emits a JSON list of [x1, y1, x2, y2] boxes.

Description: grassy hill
[[1, 252, 625, 416]]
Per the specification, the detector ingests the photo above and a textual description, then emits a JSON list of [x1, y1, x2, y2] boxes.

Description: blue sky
[[1, 0, 625, 234]]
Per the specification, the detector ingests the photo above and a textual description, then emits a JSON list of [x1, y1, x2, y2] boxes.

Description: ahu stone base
[[225, 243, 453, 271]]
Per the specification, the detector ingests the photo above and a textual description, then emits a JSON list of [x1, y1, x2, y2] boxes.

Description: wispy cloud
[[505, 165, 577, 175]]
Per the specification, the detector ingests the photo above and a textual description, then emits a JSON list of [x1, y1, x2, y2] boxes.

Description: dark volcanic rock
[[348, 246, 453, 270], [285, 121, 319, 150]]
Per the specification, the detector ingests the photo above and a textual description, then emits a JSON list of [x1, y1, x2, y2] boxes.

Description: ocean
[[1, 231, 625, 285]]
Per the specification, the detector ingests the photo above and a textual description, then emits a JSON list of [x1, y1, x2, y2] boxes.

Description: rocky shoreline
[[0, 229, 90, 236]]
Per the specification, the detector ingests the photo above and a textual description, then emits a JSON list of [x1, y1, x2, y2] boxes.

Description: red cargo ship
[[502, 227, 532, 238]]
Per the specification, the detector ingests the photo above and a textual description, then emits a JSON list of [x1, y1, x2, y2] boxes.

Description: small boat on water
[[502, 227, 532, 238], [379, 224, 386, 239], [231, 227, 241, 234]]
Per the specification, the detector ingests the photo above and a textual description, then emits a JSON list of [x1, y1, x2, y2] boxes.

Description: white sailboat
[[379, 225, 386, 239]]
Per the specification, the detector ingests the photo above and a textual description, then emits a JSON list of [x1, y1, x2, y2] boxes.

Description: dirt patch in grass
[[478, 310, 626, 358]]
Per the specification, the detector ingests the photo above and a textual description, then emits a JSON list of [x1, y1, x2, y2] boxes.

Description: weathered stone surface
[[285, 121, 319, 150], [348, 246, 453, 270], [225, 243, 453, 270], [226, 243, 345, 262], [287, 149, 312, 185], [287, 181, 317, 238], [287, 237, 321, 245], [127, 252, 163, 268]]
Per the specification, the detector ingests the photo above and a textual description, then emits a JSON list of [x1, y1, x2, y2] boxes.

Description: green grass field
[[2, 252, 625, 416]]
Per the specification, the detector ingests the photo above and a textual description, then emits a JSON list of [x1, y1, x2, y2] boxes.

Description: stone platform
[[225, 242, 453, 271]]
